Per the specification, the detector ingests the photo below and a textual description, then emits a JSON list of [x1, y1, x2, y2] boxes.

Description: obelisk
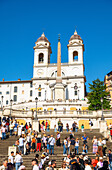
[[56, 34, 62, 83]]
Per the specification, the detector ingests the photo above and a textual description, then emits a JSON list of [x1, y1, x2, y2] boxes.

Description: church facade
[[0, 31, 86, 109]]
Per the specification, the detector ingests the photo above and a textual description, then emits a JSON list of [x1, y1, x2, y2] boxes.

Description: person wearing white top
[[14, 151, 23, 170], [85, 160, 92, 170], [19, 136, 25, 154], [8, 151, 14, 165], [102, 138, 107, 157], [48, 135, 55, 155], [0, 159, 8, 170], [32, 159, 39, 170]]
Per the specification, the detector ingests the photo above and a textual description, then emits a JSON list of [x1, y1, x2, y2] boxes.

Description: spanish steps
[[0, 129, 112, 169]]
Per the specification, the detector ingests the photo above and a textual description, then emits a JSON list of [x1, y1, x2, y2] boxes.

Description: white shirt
[[1, 127, 6, 133], [64, 157, 70, 164], [14, 154, 23, 163], [75, 140, 79, 146], [33, 165, 39, 170], [97, 161, 103, 168], [8, 155, 14, 164], [48, 137, 55, 145], [102, 140, 106, 145], [57, 133, 60, 139], [85, 165, 92, 170], [19, 138, 24, 146], [0, 165, 6, 170], [64, 139, 67, 145]]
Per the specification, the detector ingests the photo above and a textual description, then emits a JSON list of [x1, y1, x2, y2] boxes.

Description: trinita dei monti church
[[0, 30, 88, 112]]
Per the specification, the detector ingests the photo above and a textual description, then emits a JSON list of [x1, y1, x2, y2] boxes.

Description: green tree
[[87, 78, 111, 111]]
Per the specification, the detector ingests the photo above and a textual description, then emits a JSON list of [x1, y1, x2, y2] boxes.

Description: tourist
[[1, 125, 6, 140], [18, 125, 22, 136], [72, 121, 76, 132], [26, 133, 31, 149], [19, 135, 25, 155], [59, 162, 67, 170], [58, 119, 62, 132], [99, 161, 109, 170], [66, 123, 69, 132], [46, 135, 50, 153], [102, 137, 107, 157], [97, 157, 103, 169], [6, 120, 9, 132], [32, 159, 39, 170], [89, 119, 93, 132], [8, 151, 14, 167], [14, 151, 23, 170], [97, 138, 103, 157], [81, 124, 84, 132], [64, 154, 70, 168], [45, 161, 52, 170], [75, 123, 78, 132], [51, 160, 56, 170], [54, 125, 57, 132], [18, 165, 26, 170], [14, 120, 18, 136], [75, 137, 79, 155], [92, 136, 98, 154], [84, 160, 92, 170], [70, 136, 75, 154], [31, 136, 36, 153], [63, 137, 68, 156], [83, 144, 88, 154], [107, 149, 112, 170], [92, 156, 99, 170], [48, 135, 55, 155], [56, 131, 61, 146], [81, 134, 89, 145], [67, 138, 70, 155], [36, 134, 41, 152], [42, 134, 47, 149], [0, 159, 8, 170], [10, 121, 14, 136], [45, 120, 48, 130], [69, 154, 81, 170]]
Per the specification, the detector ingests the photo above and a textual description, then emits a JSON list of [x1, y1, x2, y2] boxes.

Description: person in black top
[[70, 137, 75, 154], [107, 149, 112, 170]]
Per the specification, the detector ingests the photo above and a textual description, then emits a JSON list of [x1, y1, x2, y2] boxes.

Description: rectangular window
[[14, 86, 17, 93], [6, 91, 9, 94], [0, 92, 2, 95], [38, 92, 41, 97], [13, 95, 17, 102], [22, 90, 24, 94], [30, 90, 32, 96], [74, 90, 77, 95], [30, 82, 33, 88], [6, 100, 8, 105]]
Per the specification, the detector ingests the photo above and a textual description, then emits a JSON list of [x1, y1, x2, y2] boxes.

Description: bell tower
[[33, 33, 52, 78], [67, 30, 84, 64]]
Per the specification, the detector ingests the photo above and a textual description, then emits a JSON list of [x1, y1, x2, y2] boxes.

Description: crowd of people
[[0, 118, 112, 170]]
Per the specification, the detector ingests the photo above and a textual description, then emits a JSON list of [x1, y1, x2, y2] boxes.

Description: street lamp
[[101, 97, 104, 120], [35, 97, 38, 120], [1, 96, 4, 115], [10, 99, 13, 118]]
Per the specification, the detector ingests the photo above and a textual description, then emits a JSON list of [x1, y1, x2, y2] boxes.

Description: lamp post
[[101, 97, 104, 120], [35, 97, 38, 120], [10, 99, 13, 118], [1, 96, 4, 115]]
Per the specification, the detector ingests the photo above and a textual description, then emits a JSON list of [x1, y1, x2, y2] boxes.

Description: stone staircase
[[0, 130, 112, 169]]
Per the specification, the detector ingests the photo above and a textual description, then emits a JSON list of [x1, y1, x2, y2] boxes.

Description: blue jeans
[[75, 146, 79, 154], [2, 132, 6, 140], [19, 146, 24, 154], [15, 162, 21, 170], [49, 145, 54, 154], [63, 145, 67, 154], [66, 128, 69, 132], [109, 161, 112, 170], [75, 128, 78, 132]]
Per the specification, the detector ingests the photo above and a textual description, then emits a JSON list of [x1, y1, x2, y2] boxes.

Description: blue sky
[[0, 0, 112, 91]]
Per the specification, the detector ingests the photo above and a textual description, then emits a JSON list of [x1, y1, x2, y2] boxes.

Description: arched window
[[39, 53, 44, 63], [73, 51, 78, 61]]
